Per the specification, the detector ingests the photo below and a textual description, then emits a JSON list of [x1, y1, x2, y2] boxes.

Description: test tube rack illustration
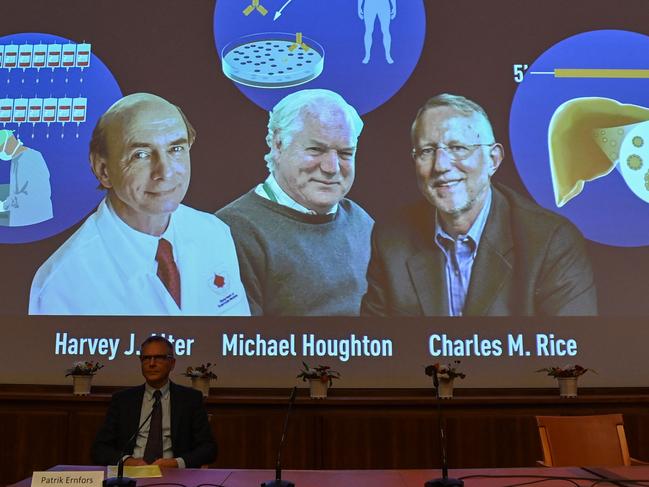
[[0, 43, 91, 72], [0, 96, 87, 137], [0, 97, 86, 125]]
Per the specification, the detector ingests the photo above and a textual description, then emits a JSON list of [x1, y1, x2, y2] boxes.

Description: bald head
[[90, 93, 195, 164]]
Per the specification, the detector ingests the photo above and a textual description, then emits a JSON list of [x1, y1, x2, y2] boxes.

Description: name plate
[[31, 471, 104, 487]]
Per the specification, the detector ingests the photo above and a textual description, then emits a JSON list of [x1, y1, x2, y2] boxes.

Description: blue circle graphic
[[0, 32, 122, 244], [510, 30, 649, 247], [214, 0, 426, 114]]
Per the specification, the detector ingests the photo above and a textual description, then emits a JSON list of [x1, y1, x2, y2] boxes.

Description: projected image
[[510, 30, 649, 247], [221, 32, 325, 89], [0, 129, 52, 227], [0, 33, 122, 244], [359, 0, 397, 65], [216, 89, 372, 317], [213, 0, 425, 114], [361, 94, 597, 317], [29, 93, 251, 316], [7, 0, 649, 400], [549, 97, 649, 208]]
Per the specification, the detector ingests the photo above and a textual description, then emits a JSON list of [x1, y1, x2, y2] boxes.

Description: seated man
[[29, 93, 250, 315], [91, 336, 217, 468], [0, 129, 53, 227], [216, 89, 374, 316], [361, 93, 597, 316]]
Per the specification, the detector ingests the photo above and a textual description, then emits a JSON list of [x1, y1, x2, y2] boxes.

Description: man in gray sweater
[[216, 89, 373, 316]]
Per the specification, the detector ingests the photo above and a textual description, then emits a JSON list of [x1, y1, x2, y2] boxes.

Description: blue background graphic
[[214, 0, 425, 115], [510, 30, 649, 247], [0, 32, 122, 244]]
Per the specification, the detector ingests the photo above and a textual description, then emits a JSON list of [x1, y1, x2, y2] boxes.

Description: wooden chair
[[536, 414, 646, 466]]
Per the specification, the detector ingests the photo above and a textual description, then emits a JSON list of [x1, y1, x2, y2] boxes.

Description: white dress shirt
[[29, 198, 251, 315], [255, 173, 338, 215]]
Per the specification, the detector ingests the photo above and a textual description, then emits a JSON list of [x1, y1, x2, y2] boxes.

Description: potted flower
[[297, 362, 341, 399], [537, 364, 595, 398], [424, 360, 466, 399], [183, 362, 217, 397], [65, 360, 103, 396]]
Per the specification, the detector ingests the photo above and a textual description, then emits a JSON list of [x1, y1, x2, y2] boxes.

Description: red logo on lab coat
[[213, 274, 226, 288]]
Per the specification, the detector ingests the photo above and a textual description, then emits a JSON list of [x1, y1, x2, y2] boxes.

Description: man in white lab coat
[[29, 93, 250, 316], [0, 130, 53, 227]]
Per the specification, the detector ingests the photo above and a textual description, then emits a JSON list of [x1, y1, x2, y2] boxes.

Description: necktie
[[155, 238, 181, 307], [143, 390, 163, 464]]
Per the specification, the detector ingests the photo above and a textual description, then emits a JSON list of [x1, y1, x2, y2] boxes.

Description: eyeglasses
[[140, 354, 173, 362], [411, 143, 495, 162]]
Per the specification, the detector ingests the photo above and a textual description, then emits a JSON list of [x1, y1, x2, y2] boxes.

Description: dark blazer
[[361, 184, 598, 316], [91, 381, 217, 468]]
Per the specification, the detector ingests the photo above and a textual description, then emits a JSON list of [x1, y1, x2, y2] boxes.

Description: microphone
[[425, 366, 463, 487], [103, 394, 162, 487], [262, 386, 298, 487]]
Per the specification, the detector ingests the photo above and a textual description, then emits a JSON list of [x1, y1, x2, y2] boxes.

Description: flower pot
[[191, 377, 212, 397], [437, 377, 454, 399], [72, 375, 92, 396], [557, 377, 578, 398], [309, 378, 329, 399]]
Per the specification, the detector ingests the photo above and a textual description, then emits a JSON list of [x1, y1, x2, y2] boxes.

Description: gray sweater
[[216, 190, 374, 316]]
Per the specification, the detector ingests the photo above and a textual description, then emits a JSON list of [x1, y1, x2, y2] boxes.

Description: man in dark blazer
[[91, 336, 216, 468], [361, 94, 597, 316]]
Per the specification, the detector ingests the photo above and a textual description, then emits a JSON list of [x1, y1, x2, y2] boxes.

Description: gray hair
[[264, 89, 364, 171], [411, 93, 495, 141], [140, 335, 174, 357]]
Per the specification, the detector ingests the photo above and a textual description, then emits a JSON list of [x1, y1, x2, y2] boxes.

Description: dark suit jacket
[[91, 381, 217, 468], [361, 184, 597, 316]]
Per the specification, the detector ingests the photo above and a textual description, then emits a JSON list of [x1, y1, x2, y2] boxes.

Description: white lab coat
[[7, 147, 53, 226], [29, 198, 251, 316]]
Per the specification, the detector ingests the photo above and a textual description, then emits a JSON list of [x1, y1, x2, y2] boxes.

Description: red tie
[[155, 238, 181, 307]]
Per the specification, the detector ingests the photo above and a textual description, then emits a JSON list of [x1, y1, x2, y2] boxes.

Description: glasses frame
[[411, 143, 496, 162], [140, 354, 174, 362]]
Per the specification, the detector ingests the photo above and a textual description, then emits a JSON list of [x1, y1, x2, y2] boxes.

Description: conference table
[[11, 465, 649, 487]]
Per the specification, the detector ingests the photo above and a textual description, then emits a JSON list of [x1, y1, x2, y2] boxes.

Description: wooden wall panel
[[445, 415, 541, 467], [67, 411, 107, 465], [211, 406, 320, 469], [0, 411, 68, 484], [320, 410, 437, 468], [619, 413, 649, 460]]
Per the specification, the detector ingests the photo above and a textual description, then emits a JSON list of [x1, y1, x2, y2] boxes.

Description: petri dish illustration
[[221, 32, 325, 89]]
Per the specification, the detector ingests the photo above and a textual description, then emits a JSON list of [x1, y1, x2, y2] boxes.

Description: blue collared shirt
[[434, 189, 492, 316]]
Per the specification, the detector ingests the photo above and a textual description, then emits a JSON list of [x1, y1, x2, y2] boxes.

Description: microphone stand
[[103, 397, 161, 487], [262, 386, 298, 487], [425, 369, 463, 487]]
